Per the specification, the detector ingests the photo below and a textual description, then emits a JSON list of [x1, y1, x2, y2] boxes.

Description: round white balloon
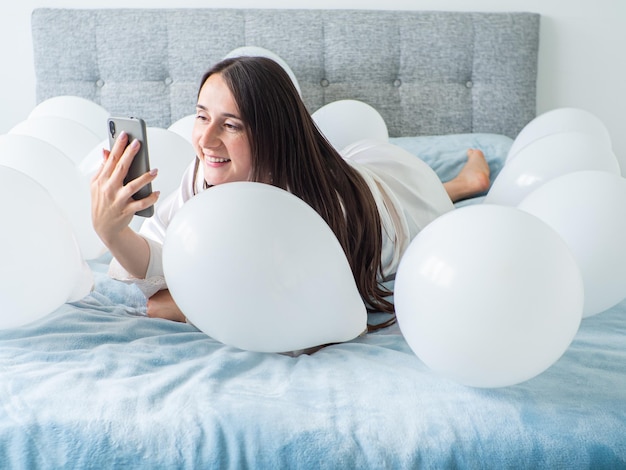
[[29, 95, 110, 141], [9, 115, 102, 166], [163, 182, 367, 353], [224, 46, 301, 96], [0, 134, 106, 260], [394, 204, 583, 388], [78, 139, 109, 179], [168, 114, 196, 144], [67, 260, 96, 303], [484, 131, 621, 206], [0, 166, 89, 329], [146, 127, 196, 200], [519, 170, 626, 317], [312, 99, 389, 152], [507, 107, 612, 162]]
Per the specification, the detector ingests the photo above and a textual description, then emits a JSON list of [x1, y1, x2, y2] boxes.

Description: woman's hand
[[90, 131, 160, 278], [90, 131, 159, 245], [147, 289, 186, 322]]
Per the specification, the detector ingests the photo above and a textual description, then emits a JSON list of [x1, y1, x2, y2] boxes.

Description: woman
[[91, 56, 490, 327]]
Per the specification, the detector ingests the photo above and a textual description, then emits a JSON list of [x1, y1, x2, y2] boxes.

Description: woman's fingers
[[124, 167, 158, 193], [95, 133, 149, 189], [108, 166, 159, 210], [92, 141, 158, 206], [125, 190, 160, 217], [97, 131, 129, 180], [111, 136, 141, 183], [123, 168, 160, 207]]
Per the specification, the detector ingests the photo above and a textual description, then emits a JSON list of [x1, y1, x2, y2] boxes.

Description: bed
[[1, 7, 625, 469]]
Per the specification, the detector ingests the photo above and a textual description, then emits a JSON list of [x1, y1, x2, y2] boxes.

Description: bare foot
[[443, 149, 491, 202]]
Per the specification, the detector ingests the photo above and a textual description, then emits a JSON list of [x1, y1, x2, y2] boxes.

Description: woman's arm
[[91, 131, 160, 279]]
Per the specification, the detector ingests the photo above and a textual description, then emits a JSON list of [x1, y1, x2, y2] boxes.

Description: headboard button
[[164, 77, 173, 86], [393, 79, 402, 87], [95, 79, 104, 88], [320, 78, 329, 87], [465, 80, 473, 88]]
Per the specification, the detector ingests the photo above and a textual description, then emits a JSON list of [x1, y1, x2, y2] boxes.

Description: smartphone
[[107, 116, 154, 217]]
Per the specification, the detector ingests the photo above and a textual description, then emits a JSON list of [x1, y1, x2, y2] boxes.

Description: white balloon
[[518, 170, 626, 317], [0, 134, 106, 260], [146, 127, 196, 200], [78, 139, 108, 179], [508, 107, 612, 162], [67, 260, 96, 303], [224, 46, 301, 96], [394, 204, 583, 388], [0, 166, 90, 329], [163, 182, 367, 353], [168, 114, 196, 144], [484, 131, 620, 206], [29, 95, 110, 141], [312, 99, 389, 152], [9, 115, 101, 166]]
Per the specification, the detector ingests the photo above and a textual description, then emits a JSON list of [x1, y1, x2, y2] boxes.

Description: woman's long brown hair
[[195, 56, 395, 325]]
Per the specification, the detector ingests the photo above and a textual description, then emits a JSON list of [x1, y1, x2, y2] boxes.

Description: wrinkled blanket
[[1, 264, 625, 469]]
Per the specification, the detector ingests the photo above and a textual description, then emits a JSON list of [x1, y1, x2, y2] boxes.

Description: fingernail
[[130, 138, 140, 149], [149, 168, 158, 176]]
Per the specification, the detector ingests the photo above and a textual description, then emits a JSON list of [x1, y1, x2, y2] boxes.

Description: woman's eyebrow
[[195, 104, 241, 120]]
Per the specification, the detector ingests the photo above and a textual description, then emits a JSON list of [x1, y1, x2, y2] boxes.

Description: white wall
[[2, 0, 625, 171]]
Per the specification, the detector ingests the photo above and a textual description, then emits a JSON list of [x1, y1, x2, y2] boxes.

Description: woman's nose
[[199, 123, 220, 148]]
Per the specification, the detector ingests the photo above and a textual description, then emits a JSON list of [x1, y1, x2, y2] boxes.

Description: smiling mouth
[[206, 156, 231, 163]]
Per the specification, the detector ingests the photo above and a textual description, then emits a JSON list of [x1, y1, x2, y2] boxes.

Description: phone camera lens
[[109, 120, 116, 137]]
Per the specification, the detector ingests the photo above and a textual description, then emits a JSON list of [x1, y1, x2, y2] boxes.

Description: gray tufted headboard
[[31, 8, 539, 139]]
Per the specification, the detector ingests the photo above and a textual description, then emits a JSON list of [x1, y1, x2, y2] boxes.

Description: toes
[[467, 148, 484, 159]]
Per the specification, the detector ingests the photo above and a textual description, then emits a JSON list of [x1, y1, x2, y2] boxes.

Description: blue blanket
[[1, 263, 625, 469]]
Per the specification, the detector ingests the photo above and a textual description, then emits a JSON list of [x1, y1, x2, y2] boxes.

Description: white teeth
[[206, 156, 230, 163]]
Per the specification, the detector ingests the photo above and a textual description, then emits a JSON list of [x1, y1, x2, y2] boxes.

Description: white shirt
[[109, 139, 453, 297]]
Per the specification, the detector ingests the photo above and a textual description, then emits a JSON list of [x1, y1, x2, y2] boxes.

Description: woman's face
[[192, 73, 253, 186]]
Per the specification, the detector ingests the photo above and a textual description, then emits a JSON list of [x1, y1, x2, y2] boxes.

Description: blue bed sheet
[[1, 263, 625, 469]]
